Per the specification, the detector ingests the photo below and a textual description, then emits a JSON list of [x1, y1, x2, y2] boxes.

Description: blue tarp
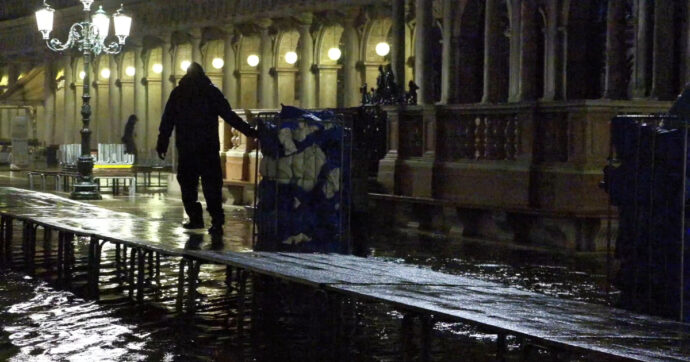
[[255, 106, 351, 253]]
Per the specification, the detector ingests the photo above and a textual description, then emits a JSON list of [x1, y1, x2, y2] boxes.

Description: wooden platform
[[0, 187, 688, 361]]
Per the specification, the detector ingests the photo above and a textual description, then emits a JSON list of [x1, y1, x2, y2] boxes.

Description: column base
[[70, 181, 102, 200]]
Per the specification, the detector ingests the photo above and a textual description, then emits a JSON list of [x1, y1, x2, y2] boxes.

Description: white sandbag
[[260, 155, 277, 179], [278, 128, 298, 155], [323, 167, 340, 199], [277, 154, 293, 184]]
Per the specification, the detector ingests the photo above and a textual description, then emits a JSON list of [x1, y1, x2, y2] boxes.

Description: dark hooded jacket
[[157, 64, 256, 154]]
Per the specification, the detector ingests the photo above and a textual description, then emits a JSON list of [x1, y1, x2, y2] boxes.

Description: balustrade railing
[[437, 106, 526, 162]]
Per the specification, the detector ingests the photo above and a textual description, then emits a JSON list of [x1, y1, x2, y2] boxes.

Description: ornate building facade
[[0, 0, 683, 250]]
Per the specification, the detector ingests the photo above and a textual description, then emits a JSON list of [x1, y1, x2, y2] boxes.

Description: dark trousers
[[177, 148, 224, 226]]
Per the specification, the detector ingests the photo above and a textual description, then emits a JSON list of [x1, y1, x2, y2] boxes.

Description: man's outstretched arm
[[212, 88, 258, 138]]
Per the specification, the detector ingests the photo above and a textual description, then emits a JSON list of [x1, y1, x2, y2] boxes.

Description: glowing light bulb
[[125, 66, 135, 77], [212, 58, 224, 69], [327, 47, 341, 61], [180, 60, 191, 71], [152, 63, 163, 74], [375, 42, 390, 57], [285, 51, 298, 65], [79, 71, 85, 80], [100, 68, 110, 79], [247, 54, 260, 67]]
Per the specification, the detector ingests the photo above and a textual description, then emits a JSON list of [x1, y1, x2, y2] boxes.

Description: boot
[[208, 224, 223, 235], [183, 202, 204, 229]]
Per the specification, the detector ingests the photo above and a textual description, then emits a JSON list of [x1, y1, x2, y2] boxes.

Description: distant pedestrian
[[121, 114, 138, 162], [156, 62, 258, 236]]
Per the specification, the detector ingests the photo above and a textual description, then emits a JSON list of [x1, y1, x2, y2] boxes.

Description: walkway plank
[[1, 187, 689, 361]]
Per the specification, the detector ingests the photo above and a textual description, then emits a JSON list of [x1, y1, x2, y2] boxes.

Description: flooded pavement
[[0, 170, 645, 361]]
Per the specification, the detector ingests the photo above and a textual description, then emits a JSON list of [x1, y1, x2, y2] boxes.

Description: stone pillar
[[343, 16, 361, 108], [604, 0, 628, 99], [7, 63, 18, 89], [43, 60, 56, 145], [415, 0, 434, 105], [161, 35, 174, 109], [133, 46, 146, 155], [298, 14, 315, 108], [650, 0, 674, 100], [482, 0, 501, 103], [109, 55, 121, 143], [543, 1, 560, 101], [440, 0, 454, 104], [258, 22, 276, 109], [518, 0, 537, 101], [391, 0, 406, 90], [222, 26, 238, 107], [633, 0, 650, 98], [63, 56, 76, 145], [508, 1, 521, 102], [190, 28, 202, 65]]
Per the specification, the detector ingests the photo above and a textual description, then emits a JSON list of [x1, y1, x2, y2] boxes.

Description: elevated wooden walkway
[[0, 187, 688, 361]]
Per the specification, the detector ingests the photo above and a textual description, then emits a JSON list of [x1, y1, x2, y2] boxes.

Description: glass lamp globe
[[91, 6, 110, 43], [125, 66, 135, 77], [100, 68, 111, 79], [375, 42, 390, 57], [79, 71, 86, 80], [180, 60, 191, 71], [247, 55, 260, 67], [113, 6, 132, 44], [285, 51, 298, 65], [35, 4, 55, 40], [152, 64, 163, 74], [327, 47, 341, 61]]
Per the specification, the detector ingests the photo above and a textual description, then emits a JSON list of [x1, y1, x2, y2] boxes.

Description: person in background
[[156, 62, 258, 236], [121, 114, 138, 162]]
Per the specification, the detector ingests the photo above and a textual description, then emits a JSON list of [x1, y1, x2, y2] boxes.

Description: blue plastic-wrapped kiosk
[[253, 106, 352, 254]]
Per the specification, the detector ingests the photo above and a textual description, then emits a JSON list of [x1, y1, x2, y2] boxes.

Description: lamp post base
[[70, 181, 102, 200]]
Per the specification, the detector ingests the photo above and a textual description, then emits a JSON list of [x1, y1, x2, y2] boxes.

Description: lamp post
[[35, 1, 131, 200]]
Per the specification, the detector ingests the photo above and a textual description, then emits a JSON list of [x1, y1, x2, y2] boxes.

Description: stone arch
[[566, 0, 607, 99], [455, 0, 484, 103], [275, 30, 299, 106], [203, 40, 224, 75], [315, 25, 343, 108], [519, 1, 547, 100], [119, 51, 136, 126], [362, 18, 392, 88], [237, 34, 260, 108]]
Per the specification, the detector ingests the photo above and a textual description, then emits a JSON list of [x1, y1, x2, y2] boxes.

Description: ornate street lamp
[[35, 1, 131, 200]]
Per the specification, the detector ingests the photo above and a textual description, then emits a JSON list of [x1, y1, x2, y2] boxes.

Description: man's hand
[[158, 152, 166, 160]]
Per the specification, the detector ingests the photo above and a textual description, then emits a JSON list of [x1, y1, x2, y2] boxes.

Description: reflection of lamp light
[[327, 47, 341, 61], [180, 60, 191, 71], [212, 58, 224, 69], [247, 54, 260, 67], [375, 42, 390, 57], [0, 75, 7, 86], [17, 73, 24, 80], [100, 68, 110, 79], [285, 51, 298, 65], [152, 63, 163, 74], [79, 71, 86, 80], [125, 66, 135, 76]]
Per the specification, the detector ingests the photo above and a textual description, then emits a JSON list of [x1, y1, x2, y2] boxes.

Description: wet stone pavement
[[0, 169, 680, 361]]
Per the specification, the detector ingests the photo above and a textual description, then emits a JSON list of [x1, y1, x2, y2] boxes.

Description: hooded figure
[[121, 114, 138, 157], [156, 62, 257, 235]]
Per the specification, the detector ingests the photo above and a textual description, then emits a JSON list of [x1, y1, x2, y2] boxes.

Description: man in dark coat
[[156, 62, 257, 235]]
